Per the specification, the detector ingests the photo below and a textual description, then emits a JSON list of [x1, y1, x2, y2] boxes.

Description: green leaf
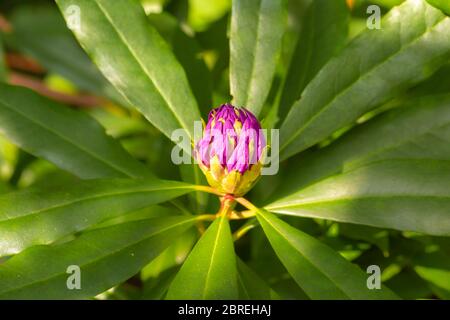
[[148, 12, 213, 114], [256, 209, 399, 299], [7, 6, 124, 104], [166, 215, 239, 299], [230, 0, 286, 116], [426, 0, 450, 15], [0, 83, 151, 179], [56, 0, 201, 141], [0, 216, 197, 299], [237, 258, 280, 300], [280, 0, 450, 160], [0, 178, 194, 256], [269, 95, 450, 201], [278, 0, 349, 121], [267, 160, 450, 236]]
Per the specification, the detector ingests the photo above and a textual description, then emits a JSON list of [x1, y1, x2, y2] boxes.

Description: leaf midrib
[[280, 14, 448, 152], [244, 0, 263, 112], [202, 216, 226, 299]]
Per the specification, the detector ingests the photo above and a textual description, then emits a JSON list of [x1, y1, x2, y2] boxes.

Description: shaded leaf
[[385, 270, 432, 300], [0, 84, 152, 179], [237, 258, 280, 300], [413, 251, 450, 299]]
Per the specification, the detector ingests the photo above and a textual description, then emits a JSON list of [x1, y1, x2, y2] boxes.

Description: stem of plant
[[233, 218, 259, 241]]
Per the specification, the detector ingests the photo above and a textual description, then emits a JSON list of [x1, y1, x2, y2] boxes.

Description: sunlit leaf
[[267, 160, 450, 236], [278, 0, 349, 121], [230, 0, 287, 116], [56, 0, 201, 141], [0, 178, 193, 256], [269, 95, 450, 202]]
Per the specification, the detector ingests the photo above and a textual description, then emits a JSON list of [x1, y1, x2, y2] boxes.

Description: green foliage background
[[0, 0, 449, 300]]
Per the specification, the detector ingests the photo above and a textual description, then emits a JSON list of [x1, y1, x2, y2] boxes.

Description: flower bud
[[195, 104, 266, 196]]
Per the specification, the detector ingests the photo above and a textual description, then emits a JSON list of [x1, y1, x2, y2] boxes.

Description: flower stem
[[235, 197, 260, 213], [233, 218, 259, 241], [228, 210, 256, 220]]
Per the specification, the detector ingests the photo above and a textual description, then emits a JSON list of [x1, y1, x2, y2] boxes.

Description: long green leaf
[[256, 209, 399, 299], [230, 0, 286, 116], [0, 83, 152, 179], [166, 215, 239, 299], [269, 95, 450, 201], [0, 216, 196, 299], [278, 0, 349, 121], [267, 160, 450, 236], [56, 0, 200, 141], [0, 178, 193, 256], [280, 0, 450, 160]]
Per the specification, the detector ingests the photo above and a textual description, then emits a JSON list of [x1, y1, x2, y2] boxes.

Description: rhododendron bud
[[195, 104, 266, 196]]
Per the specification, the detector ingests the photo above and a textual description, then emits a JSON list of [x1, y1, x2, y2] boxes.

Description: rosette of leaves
[[0, 0, 449, 300]]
